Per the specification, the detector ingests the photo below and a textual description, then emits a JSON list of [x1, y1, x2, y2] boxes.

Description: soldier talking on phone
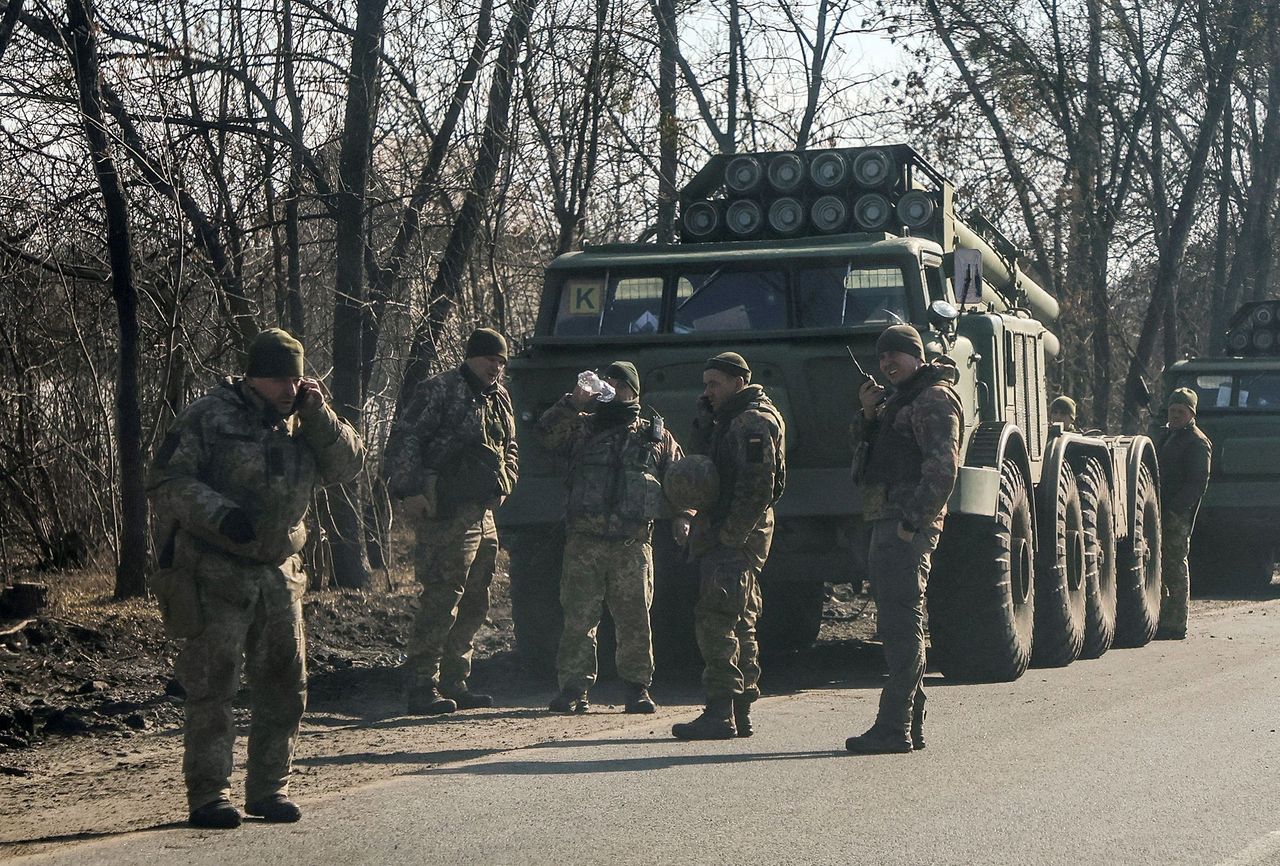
[[147, 328, 365, 828]]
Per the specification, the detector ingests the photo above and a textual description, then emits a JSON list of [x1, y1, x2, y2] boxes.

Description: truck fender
[[953, 421, 1034, 536]]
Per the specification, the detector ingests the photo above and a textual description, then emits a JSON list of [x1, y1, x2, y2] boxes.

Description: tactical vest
[[565, 419, 667, 535], [863, 369, 960, 486], [435, 381, 516, 512]]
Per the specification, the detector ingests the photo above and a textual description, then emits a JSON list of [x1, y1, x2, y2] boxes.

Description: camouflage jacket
[[535, 396, 686, 540], [851, 363, 962, 532], [694, 384, 786, 550], [1157, 421, 1212, 516], [382, 365, 519, 507], [147, 377, 365, 568]]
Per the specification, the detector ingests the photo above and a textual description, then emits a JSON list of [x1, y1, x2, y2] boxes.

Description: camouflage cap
[[1049, 396, 1077, 418], [1169, 387, 1198, 414], [663, 455, 720, 511], [246, 328, 305, 378]]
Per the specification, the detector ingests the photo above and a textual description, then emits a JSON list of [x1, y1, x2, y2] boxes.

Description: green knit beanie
[[1169, 387, 1198, 414], [1049, 396, 1077, 419], [875, 324, 925, 361], [705, 351, 751, 383], [246, 328, 305, 378], [603, 361, 641, 396], [465, 327, 508, 360]]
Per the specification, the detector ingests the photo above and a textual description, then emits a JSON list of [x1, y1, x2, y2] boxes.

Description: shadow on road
[[423, 748, 842, 776]]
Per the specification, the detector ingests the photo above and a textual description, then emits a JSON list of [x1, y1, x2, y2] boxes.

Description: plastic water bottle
[[577, 370, 616, 402]]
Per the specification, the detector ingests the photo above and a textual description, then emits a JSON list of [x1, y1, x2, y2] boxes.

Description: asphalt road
[[13, 598, 1280, 866]]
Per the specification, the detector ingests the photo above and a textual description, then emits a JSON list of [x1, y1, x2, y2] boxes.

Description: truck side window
[[553, 274, 663, 336], [795, 264, 908, 327]]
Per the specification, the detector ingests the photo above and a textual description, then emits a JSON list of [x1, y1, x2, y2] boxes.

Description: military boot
[[844, 722, 912, 754], [245, 794, 302, 823], [731, 694, 755, 737], [623, 682, 656, 714], [910, 693, 926, 751], [189, 797, 242, 829], [407, 683, 457, 715], [442, 684, 494, 710], [671, 698, 736, 740], [549, 688, 589, 714]]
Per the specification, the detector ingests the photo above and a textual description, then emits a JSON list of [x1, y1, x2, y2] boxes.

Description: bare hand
[[896, 521, 916, 544], [570, 385, 595, 410], [672, 515, 692, 546], [296, 377, 324, 414], [858, 379, 885, 417]]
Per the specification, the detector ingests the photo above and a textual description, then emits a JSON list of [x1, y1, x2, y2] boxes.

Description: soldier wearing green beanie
[[1049, 396, 1078, 432], [147, 327, 365, 827], [1156, 386, 1212, 640], [383, 326, 519, 715]]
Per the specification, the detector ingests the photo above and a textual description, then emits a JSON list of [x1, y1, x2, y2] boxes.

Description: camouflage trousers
[[557, 532, 655, 692], [1160, 510, 1195, 632], [408, 503, 498, 691], [175, 553, 308, 811], [868, 518, 938, 733], [694, 520, 771, 699]]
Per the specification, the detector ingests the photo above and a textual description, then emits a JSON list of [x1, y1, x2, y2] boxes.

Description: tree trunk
[[655, 0, 677, 242], [397, 0, 540, 409], [66, 0, 147, 598], [327, 0, 386, 589]]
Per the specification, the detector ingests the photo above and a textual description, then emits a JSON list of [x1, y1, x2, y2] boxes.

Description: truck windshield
[[1172, 372, 1280, 411], [549, 261, 910, 336]]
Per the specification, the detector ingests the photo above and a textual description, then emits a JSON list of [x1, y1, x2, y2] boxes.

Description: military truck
[[1162, 301, 1280, 590], [501, 144, 1164, 682]]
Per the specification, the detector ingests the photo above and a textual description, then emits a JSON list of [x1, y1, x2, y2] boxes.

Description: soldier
[[672, 352, 785, 740], [1049, 396, 1078, 431], [1155, 387, 1212, 640], [845, 324, 962, 754], [383, 327, 519, 714], [534, 361, 687, 715], [147, 328, 365, 828]]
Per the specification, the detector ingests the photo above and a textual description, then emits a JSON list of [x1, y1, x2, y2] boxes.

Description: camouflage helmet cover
[[663, 455, 720, 511]]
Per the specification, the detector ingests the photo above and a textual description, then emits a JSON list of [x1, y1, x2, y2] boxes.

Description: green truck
[[501, 144, 1165, 682], [1162, 301, 1280, 590]]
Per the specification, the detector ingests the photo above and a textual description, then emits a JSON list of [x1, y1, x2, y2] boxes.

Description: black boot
[[442, 684, 494, 710], [845, 722, 912, 754], [549, 687, 589, 714], [732, 694, 754, 737], [672, 698, 736, 740], [623, 682, 656, 714], [911, 693, 926, 751], [245, 794, 302, 823], [189, 797, 242, 829], [407, 684, 457, 715]]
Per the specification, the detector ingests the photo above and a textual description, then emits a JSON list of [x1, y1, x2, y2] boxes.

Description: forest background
[[0, 0, 1275, 595]]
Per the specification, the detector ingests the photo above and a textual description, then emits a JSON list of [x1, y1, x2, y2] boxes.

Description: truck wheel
[[508, 523, 566, 674], [1031, 462, 1086, 667], [1115, 463, 1162, 647], [928, 458, 1035, 682], [1078, 458, 1117, 659], [758, 579, 824, 657]]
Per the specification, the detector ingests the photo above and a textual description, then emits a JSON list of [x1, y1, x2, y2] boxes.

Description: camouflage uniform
[[851, 362, 962, 736], [1156, 420, 1212, 633], [147, 378, 364, 810], [690, 384, 786, 700], [535, 396, 684, 691], [383, 364, 518, 693]]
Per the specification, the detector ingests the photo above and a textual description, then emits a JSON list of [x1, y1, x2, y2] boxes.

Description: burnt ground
[[1, 559, 1272, 856]]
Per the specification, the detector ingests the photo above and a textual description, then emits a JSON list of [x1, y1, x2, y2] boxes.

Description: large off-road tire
[[928, 458, 1035, 682], [1114, 462, 1162, 648], [1031, 461, 1086, 667], [507, 523, 566, 674], [1078, 458, 1117, 659], [758, 579, 824, 657]]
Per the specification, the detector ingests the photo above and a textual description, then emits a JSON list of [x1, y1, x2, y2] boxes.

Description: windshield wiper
[[676, 267, 723, 312]]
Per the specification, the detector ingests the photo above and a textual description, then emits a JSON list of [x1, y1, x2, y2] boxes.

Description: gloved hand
[[219, 508, 257, 544]]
